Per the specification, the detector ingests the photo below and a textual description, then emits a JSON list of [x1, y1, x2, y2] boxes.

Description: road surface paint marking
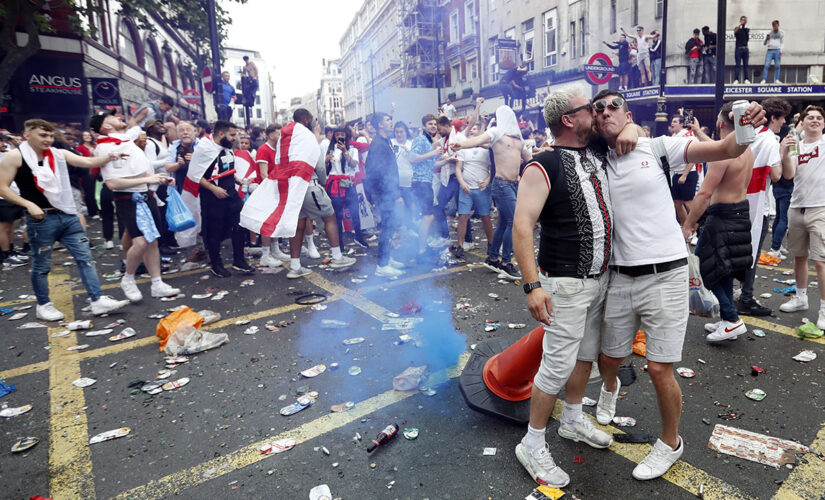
[[0, 361, 50, 381], [741, 316, 824, 345], [112, 352, 471, 499], [758, 264, 817, 276], [772, 421, 825, 500], [47, 271, 96, 499]]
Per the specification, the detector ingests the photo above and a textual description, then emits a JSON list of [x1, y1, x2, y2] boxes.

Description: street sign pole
[[715, 0, 726, 118], [207, 0, 222, 120]]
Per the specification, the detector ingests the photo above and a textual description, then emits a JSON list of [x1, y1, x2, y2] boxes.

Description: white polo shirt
[[606, 136, 693, 266]]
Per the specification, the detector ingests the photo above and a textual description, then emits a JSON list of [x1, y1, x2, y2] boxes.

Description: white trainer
[[150, 281, 181, 298], [376, 265, 403, 277], [120, 278, 143, 302], [817, 309, 825, 330], [557, 415, 613, 448], [632, 437, 684, 480], [462, 241, 475, 251], [36, 302, 65, 321], [515, 443, 570, 488], [286, 267, 312, 279], [329, 256, 356, 269], [259, 254, 279, 268], [271, 246, 291, 261], [104, 240, 114, 249], [704, 320, 722, 333], [780, 294, 809, 313], [706, 319, 747, 342], [596, 377, 620, 425], [767, 248, 784, 259], [301, 245, 321, 259], [91, 296, 129, 315], [389, 258, 407, 270]]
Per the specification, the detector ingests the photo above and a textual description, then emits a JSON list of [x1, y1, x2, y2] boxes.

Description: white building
[[320, 59, 344, 127], [224, 47, 274, 126]]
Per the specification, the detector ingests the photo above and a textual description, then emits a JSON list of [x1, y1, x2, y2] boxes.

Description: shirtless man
[[452, 105, 532, 280], [681, 101, 756, 342]]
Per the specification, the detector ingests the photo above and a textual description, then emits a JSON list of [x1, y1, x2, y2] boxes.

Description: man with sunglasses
[[511, 85, 639, 488], [591, 89, 765, 481]]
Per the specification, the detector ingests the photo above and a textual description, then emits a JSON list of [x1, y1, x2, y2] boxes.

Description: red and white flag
[[176, 138, 223, 248], [746, 127, 780, 261], [233, 149, 259, 197], [240, 122, 317, 238]]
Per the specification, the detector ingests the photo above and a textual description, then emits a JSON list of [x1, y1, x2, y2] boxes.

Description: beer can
[[732, 100, 756, 145]]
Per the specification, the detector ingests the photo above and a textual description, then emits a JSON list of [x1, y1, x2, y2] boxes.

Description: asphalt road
[[1, 217, 824, 500]]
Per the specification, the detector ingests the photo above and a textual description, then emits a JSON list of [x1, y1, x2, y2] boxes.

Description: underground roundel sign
[[183, 89, 201, 104], [583, 53, 616, 86]]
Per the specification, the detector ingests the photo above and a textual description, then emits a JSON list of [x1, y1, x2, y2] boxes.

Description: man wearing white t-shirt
[[778, 105, 825, 330], [592, 90, 765, 481], [455, 122, 492, 259]]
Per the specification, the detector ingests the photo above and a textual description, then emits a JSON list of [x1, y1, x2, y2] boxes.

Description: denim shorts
[[411, 182, 435, 216], [458, 187, 492, 216]]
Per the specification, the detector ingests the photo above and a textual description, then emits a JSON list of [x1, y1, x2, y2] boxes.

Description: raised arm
[[64, 149, 120, 169], [105, 172, 169, 191], [451, 132, 492, 152], [127, 108, 149, 129], [778, 134, 797, 180], [466, 97, 483, 130], [685, 102, 766, 163]]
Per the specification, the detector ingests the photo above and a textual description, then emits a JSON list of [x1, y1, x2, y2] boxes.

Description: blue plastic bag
[[165, 187, 196, 232], [0, 378, 16, 398]]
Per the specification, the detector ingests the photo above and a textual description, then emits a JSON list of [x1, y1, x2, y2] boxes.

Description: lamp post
[[369, 49, 376, 116], [654, 0, 669, 137], [714, 0, 726, 117], [206, 0, 222, 118]]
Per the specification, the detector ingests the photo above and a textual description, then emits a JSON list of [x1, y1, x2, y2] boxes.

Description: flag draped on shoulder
[[233, 149, 259, 197], [745, 127, 779, 261], [240, 122, 317, 237], [176, 138, 222, 248]]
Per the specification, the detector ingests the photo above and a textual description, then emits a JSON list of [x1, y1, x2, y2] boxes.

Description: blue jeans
[[26, 212, 102, 305], [710, 276, 738, 322], [434, 176, 460, 238], [761, 49, 781, 82], [771, 185, 792, 250], [376, 198, 400, 267], [651, 57, 661, 86], [688, 58, 702, 84], [489, 179, 518, 263]]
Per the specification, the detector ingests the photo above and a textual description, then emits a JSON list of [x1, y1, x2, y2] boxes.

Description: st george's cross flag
[[746, 126, 781, 261], [233, 149, 260, 198], [175, 137, 223, 248], [240, 121, 317, 238]]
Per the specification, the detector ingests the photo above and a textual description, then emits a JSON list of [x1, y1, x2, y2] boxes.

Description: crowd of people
[[603, 25, 663, 91]]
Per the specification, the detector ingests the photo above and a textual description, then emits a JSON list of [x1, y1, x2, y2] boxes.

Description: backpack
[[650, 136, 672, 189]]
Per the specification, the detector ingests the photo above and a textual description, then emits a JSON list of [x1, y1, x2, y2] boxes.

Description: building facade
[[2, 1, 203, 131], [319, 59, 344, 127], [223, 47, 274, 127]]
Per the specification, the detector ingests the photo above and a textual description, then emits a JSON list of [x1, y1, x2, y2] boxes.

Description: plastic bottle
[[321, 319, 350, 329], [366, 423, 399, 453]]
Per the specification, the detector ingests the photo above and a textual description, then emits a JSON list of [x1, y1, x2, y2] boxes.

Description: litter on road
[[72, 377, 96, 388], [792, 350, 817, 362], [109, 328, 136, 342], [676, 367, 695, 378], [745, 389, 766, 401], [0, 404, 32, 418], [483, 447, 497, 455], [260, 438, 296, 454], [11, 437, 39, 453], [89, 427, 130, 444], [707, 424, 808, 468]]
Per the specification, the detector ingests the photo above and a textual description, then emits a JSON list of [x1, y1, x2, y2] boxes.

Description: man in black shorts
[[91, 111, 181, 302], [0, 194, 28, 268]]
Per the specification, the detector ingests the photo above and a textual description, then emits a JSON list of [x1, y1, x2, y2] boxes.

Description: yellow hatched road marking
[[758, 263, 817, 276], [741, 315, 825, 345], [46, 271, 96, 499], [772, 422, 825, 500]]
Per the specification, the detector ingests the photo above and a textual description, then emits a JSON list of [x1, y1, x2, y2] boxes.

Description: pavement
[[1, 217, 824, 500]]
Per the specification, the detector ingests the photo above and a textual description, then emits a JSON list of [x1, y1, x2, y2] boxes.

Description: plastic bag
[[688, 251, 719, 317], [164, 324, 229, 356], [156, 307, 204, 351], [632, 330, 646, 357], [165, 187, 196, 232], [393, 366, 428, 391]]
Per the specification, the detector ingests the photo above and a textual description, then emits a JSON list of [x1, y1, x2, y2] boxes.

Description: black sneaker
[[354, 236, 370, 248], [454, 246, 464, 259], [499, 262, 522, 280], [231, 261, 255, 274], [737, 300, 772, 317], [483, 257, 501, 272], [211, 265, 232, 278]]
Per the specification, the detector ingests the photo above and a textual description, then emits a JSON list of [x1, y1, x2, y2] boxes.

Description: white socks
[[522, 424, 546, 451], [562, 402, 583, 425], [123, 272, 135, 282], [290, 258, 301, 271], [798, 288, 808, 298], [151, 277, 162, 285], [304, 234, 317, 250], [331, 247, 343, 260], [261, 246, 270, 257]]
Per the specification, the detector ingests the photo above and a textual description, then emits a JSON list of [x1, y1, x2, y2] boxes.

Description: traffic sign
[[183, 89, 201, 104], [583, 53, 616, 86], [202, 66, 213, 93]]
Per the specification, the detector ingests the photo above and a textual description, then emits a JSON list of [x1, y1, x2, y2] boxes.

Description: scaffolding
[[398, 0, 442, 88]]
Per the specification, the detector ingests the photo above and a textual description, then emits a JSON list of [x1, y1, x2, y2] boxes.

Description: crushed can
[[732, 100, 756, 145]]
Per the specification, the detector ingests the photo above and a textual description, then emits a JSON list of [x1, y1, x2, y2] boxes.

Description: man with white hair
[[452, 105, 532, 280]]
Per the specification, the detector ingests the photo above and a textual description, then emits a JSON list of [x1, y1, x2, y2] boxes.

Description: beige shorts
[[787, 206, 825, 261], [299, 183, 335, 219], [532, 273, 608, 396], [601, 266, 689, 363]]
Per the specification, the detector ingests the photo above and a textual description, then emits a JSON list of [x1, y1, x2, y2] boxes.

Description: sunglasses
[[563, 102, 593, 115], [593, 97, 626, 113]]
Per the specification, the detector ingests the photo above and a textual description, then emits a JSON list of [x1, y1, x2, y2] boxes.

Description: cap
[[89, 109, 115, 133]]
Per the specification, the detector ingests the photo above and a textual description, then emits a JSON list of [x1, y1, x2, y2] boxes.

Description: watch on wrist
[[523, 281, 541, 294]]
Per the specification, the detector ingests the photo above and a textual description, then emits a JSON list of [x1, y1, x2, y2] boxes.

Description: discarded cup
[[280, 394, 315, 416], [676, 367, 695, 378], [348, 366, 362, 376], [260, 438, 296, 454], [792, 350, 817, 362], [63, 320, 92, 330], [109, 328, 136, 342], [89, 427, 130, 444], [301, 364, 326, 378], [612, 416, 637, 427], [745, 388, 766, 401], [342, 337, 365, 345], [11, 437, 39, 453], [72, 377, 96, 388], [162, 377, 189, 391], [0, 404, 33, 418], [403, 428, 419, 440], [84, 328, 113, 337], [308, 484, 332, 500], [330, 401, 355, 413]]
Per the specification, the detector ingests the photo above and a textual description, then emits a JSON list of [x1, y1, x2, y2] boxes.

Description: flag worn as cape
[[746, 127, 780, 261], [176, 137, 222, 248], [239, 122, 317, 237]]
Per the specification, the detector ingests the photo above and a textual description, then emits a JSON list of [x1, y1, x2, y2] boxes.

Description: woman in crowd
[[391, 121, 416, 231], [324, 126, 368, 251]]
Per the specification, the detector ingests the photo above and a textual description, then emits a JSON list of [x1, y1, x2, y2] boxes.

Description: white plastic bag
[[688, 251, 719, 317], [164, 324, 229, 356]]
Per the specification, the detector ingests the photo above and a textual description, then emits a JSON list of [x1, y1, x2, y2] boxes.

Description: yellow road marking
[[758, 264, 817, 276], [359, 264, 473, 293], [0, 360, 50, 380], [772, 421, 825, 500], [113, 352, 471, 499], [47, 271, 96, 499], [741, 315, 824, 345], [304, 272, 395, 321]]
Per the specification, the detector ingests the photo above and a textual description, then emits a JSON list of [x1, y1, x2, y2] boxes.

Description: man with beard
[[91, 111, 181, 303], [189, 120, 254, 277], [592, 89, 764, 480], [452, 105, 533, 280]]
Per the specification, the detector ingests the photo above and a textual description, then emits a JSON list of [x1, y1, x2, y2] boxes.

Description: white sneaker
[[760, 79, 766, 84], [462, 241, 475, 251], [329, 256, 356, 269], [558, 415, 613, 449], [90, 296, 129, 315], [427, 236, 451, 248], [389, 258, 407, 270], [706, 319, 747, 342], [817, 309, 825, 330], [732, 79, 739, 85], [271, 246, 291, 261], [779, 246, 789, 258], [286, 266, 312, 279], [120, 278, 143, 302], [767, 248, 784, 259], [515, 443, 570, 488], [36, 302, 65, 321], [632, 437, 684, 480], [596, 378, 620, 425], [259, 254, 279, 268], [780, 294, 809, 313], [704, 320, 722, 333], [744, 79, 751, 84], [150, 281, 181, 298], [376, 265, 404, 277], [104, 240, 114, 249], [775, 79, 782, 84], [305, 245, 321, 259]]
